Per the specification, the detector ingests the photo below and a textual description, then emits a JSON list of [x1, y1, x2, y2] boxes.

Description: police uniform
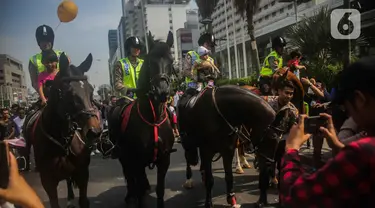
[[184, 50, 215, 89], [114, 57, 144, 97]]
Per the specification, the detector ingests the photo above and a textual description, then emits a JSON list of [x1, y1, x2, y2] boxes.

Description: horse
[[108, 32, 175, 208], [23, 53, 102, 208], [178, 83, 276, 207]]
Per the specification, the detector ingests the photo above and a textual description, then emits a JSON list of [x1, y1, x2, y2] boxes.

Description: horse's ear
[[166, 31, 174, 48], [59, 53, 69, 76], [78, 53, 93, 73]]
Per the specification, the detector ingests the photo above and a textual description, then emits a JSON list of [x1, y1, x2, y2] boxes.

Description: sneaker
[[90, 152, 95, 156], [94, 149, 100, 154]]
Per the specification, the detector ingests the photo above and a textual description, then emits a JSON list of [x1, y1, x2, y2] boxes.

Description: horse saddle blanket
[[108, 97, 134, 135]]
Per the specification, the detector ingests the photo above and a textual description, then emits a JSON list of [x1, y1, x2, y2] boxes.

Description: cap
[[333, 56, 375, 104], [197, 46, 210, 56]]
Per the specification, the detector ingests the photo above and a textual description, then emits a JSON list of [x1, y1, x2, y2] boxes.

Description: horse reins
[[211, 87, 251, 143], [137, 99, 168, 169]]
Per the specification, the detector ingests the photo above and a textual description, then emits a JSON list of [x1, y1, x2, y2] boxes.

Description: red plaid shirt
[[280, 137, 375, 208]]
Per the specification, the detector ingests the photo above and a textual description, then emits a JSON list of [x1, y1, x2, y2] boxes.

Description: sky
[[0, 0, 198, 93]]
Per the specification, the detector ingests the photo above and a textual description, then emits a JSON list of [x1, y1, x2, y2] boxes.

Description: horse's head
[[137, 31, 174, 103], [272, 67, 305, 113], [48, 53, 102, 147]]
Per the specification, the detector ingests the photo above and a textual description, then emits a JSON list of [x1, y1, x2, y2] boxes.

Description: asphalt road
[[23, 144, 279, 208]]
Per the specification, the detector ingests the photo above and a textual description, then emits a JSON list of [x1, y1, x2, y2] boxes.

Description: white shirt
[[13, 116, 25, 135]]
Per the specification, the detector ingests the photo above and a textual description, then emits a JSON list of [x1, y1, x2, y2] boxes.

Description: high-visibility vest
[[185, 50, 214, 84], [119, 57, 144, 90], [260, 50, 283, 77], [29, 50, 64, 74]]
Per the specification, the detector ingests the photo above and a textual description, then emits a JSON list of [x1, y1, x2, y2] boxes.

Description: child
[[287, 50, 306, 79], [191, 46, 220, 91], [37, 50, 59, 106]]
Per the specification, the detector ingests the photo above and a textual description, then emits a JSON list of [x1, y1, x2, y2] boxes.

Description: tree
[[97, 84, 112, 101], [285, 7, 367, 85], [233, 0, 262, 77]]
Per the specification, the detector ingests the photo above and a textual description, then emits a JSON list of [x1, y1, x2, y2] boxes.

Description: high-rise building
[[201, 0, 348, 79], [108, 30, 118, 60], [0, 54, 27, 107], [121, 0, 192, 61]]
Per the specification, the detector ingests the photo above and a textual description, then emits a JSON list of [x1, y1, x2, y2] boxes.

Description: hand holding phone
[[304, 116, 328, 134], [0, 141, 10, 189]]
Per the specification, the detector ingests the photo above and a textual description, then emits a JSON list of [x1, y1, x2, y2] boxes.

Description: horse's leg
[[119, 158, 136, 206], [183, 150, 194, 189], [140, 168, 151, 194], [75, 166, 90, 208], [156, 154, 171, 208], [239, 144, 251, 169], [40, 173, 60, 208], [222, 149, 239, 207], [66, 179, 75, 208], [256, 155, 271, 208], [201, 149, 214, 208], [234, 148, 244, 174]]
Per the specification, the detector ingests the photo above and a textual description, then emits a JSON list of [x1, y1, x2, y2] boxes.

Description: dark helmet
[[124, 36, 143, 52], [272, 36, 287, 49], [198, 33, 216, 47], [35, 25, 55, 46]]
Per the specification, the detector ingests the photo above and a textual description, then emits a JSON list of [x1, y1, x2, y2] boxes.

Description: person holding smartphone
[[280, 57, 375, 207], [0, 142, 44, 208]]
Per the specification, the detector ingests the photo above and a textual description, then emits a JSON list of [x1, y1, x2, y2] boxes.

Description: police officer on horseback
[[113, 36, 144, 98], [259, 36, 286, 95], [183, 32, 217, 91], [28, 25, 68, 92]]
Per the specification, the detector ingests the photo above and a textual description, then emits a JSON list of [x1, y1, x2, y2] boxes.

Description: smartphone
[[304, 116, 327, 134], [0, 141, 10, 189]]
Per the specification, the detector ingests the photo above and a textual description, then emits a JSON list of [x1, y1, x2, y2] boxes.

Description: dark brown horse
[[178, 85, 276, 208], [108, 32, 175, 208], [24, 53, 102, 208]]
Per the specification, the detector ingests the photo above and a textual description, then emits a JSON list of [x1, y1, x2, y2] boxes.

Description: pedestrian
[[287, 50, 306, 79]]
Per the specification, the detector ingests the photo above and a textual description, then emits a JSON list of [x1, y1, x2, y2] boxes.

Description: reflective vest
[[119, 57, 144, 90], [185, 50, 215, 84], [260, 50, 283, 77], [29, 50, 64, 74]]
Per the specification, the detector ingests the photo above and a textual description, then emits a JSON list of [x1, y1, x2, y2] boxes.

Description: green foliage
[[286, 6, 366, 87]]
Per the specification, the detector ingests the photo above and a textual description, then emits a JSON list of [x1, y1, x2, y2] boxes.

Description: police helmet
[[35, 25, 55, 46], [125, 36, 143, 52], [272, 36, 287, 49], [198, 33, 216, 47]]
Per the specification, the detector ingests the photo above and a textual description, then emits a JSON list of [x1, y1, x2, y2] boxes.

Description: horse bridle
[[41, 77, 99, 154]]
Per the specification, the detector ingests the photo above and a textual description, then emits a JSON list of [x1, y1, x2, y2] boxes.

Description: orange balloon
[[57, 0, 78, 23]]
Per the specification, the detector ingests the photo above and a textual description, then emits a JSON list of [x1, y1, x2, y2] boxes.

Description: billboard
[[180, 32, 192, 43]]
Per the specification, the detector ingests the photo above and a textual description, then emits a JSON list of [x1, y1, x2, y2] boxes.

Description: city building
[[176, 9, 200, 70], [108, 30, 118, 60], [0, 54, 27, 107], [121, 0, 192, 61], [200, 0, 351, 79]]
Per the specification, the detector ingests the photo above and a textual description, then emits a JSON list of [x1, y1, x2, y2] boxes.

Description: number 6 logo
[[331, 9, 361, 40]]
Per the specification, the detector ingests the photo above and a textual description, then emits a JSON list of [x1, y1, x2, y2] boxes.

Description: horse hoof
[[255, 201, 268, 208], [182, 179, 194, 189], [232, 205, 241, 208], [67, 204, 75, 208], [242, 164, 252, 169], [235, 168, 244, 174]]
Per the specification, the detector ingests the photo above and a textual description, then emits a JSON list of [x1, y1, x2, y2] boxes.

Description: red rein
[[137, 99, 168, 163]]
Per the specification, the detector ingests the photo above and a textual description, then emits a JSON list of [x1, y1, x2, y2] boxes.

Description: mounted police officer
[[113, 36, 144, 98], [183, 32, 216, 92], [28, 25, 67, 92], [259, 36, 286, 95], [109, 36, 144, 159]]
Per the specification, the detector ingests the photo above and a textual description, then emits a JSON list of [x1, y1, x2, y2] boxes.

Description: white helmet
[[197, 46, 210, 56]]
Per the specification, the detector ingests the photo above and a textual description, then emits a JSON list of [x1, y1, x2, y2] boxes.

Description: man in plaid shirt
[[280, 57, 375, 207]]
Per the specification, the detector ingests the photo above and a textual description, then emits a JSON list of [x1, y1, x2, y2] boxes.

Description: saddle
[[107, 97, 134, 143], [181, 87, 210, 109], [23, 108, 43, 143]]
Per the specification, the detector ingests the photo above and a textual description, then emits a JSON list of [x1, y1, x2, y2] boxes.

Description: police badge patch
[[124, 64, 130, 75]]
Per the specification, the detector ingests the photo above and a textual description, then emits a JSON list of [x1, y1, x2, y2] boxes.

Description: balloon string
[[55, 22, 61, 31]]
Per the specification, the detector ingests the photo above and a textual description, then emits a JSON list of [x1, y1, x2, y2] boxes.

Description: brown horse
[[24, 53, 102, 208]]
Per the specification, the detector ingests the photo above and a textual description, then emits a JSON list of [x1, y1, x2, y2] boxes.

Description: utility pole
[[140, 0, 149, 53]]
